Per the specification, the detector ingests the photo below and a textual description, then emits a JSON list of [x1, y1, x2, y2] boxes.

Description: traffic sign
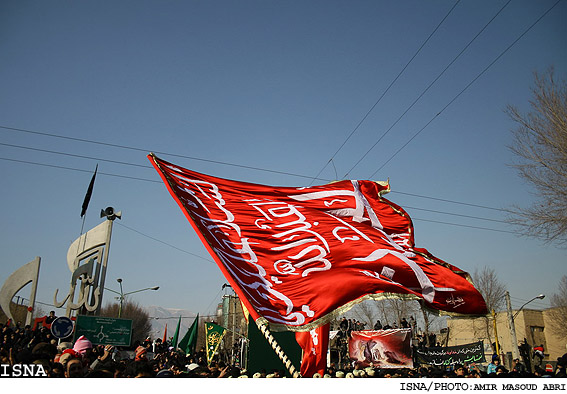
[[74, 315, 133, 346], [50, 317, 74, 339]]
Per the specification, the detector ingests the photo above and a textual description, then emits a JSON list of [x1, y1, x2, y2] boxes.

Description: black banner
[[416, 341, 485, 366]]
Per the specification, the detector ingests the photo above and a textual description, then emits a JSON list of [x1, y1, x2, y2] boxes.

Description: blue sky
[[1, 0, 565, 326]]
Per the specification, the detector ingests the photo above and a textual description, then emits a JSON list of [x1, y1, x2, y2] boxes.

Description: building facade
[[216, 294, 248, 365], [446, 307, 565, 369]]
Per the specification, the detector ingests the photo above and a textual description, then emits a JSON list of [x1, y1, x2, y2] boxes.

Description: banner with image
[[349, 329, 413, 369], [415, 341, 485, 366]]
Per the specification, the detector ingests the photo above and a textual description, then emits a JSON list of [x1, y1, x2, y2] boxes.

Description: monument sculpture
[[0, 256, 41, 326], [54, 207, 120, 317]]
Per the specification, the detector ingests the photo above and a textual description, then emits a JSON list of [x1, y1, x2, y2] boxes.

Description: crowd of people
[[2, 317, 566, 378]]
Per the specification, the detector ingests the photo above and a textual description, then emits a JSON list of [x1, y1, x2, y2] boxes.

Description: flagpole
[[255, 320, 301, 378], [80, 164, 98, 234], [80, 214, 87, 236], [78, 163, 97, 240]]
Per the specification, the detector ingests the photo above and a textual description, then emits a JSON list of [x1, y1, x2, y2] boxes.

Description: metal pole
[[232, 295, 237, 364], [104, 283, 158, 319], [492, 309, 500, 358], [118, 279, 124, 318], [505, 291, 520, 360], [96, 219, 114, 316]]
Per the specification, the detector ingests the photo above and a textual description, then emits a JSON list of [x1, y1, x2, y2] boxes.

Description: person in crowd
[[45, 311, 57, 325], [134, 345, 147, 362], [533, 344, 545, 367], [65, 357, 85, 378], [554, 355, 566, 377], [512, 357, 526, 374], [453, 363, 466, 377], [487, 355, 500, 375]]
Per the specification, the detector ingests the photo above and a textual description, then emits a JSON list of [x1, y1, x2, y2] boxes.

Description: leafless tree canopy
[[471, 267, 506, 348], [99, 301, 152, 345], [472, 266, 506, 313], [506, 69, 567, 244], [547, 275, 567, 340]]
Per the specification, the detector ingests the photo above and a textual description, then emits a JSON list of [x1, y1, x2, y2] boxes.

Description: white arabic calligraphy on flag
[[149, 154, 488, 330]]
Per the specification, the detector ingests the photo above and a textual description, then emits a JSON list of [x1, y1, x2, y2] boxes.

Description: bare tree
[[386, 298, 414, 327], [99, 301, 152, 345], [547, 275, 567, 340], [350, 299, 378, 328], [349, 297, 416, 328], [376, 298, 391, 326], [506, 69, 567, 245], [472, 267, 507, 313], [471, 267, 506, 349]]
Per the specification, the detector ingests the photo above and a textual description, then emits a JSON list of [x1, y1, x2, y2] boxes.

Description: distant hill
[[144, 305, 197, 342]]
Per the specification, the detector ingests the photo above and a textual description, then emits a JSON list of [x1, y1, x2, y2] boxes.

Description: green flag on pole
[[171, 316, 181, 349], [178, 314, 199, 355], [205, 322, 226, 365]]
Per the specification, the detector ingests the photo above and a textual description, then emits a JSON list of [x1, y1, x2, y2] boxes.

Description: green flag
[[205, 322, 226, 365], [171, 316, 181, 349], [178, 314, 199, 355]]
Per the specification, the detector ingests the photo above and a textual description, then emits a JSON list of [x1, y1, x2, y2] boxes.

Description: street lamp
[[506, 291, 545, 360], [105, 278, 159, 318], [513, 294, 545, 320]]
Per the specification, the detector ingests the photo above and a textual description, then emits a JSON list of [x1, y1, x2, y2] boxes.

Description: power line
[[1, 124, 509, 213], [0, 141, 151, 169], [0, 125, 327, 182], [0, 138, 507, 213], [510, 295, 550, 304], [116, 222, 215, 264], [390, 190, 509, 213], [0, 156, 514, 234], [204, 288, 225, 317], [310, 0, 462, 184], [17, 295, 219, 318], [0, 156, 161, 183], [368, 0, 562, 178], [0, 154, 506, 215], [344, 0, 513, 178], [412, 217, 520, 235], [404, 205, 510, 224]]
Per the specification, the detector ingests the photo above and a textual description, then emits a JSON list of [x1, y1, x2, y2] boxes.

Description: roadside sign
[[50, 317, 74, 339], [74, 315, 133, 346]]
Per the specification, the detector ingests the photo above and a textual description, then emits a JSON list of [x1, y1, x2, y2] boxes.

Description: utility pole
[[505, 291, 520, 360], [492, 309, 500, 358]]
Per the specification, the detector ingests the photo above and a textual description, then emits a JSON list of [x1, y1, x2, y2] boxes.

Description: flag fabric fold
[[178, 314, 199, 355], [80, 164, 98, 217], [171, 316, 181, 349], [295, 323, 330, 377], [162, 324, 167, 345], [149, 154, 487, 331]]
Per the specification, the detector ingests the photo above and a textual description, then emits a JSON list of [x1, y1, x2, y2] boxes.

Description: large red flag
[[149, 154, 487, 331], [295, 323, 330, 377]]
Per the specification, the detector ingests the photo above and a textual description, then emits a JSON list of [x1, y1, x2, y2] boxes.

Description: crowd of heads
[[310, 355, 567, 379], [2, 317, 566, 378]]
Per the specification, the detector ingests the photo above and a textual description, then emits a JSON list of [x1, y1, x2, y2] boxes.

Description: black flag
[[80, 164, 98, 217]]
